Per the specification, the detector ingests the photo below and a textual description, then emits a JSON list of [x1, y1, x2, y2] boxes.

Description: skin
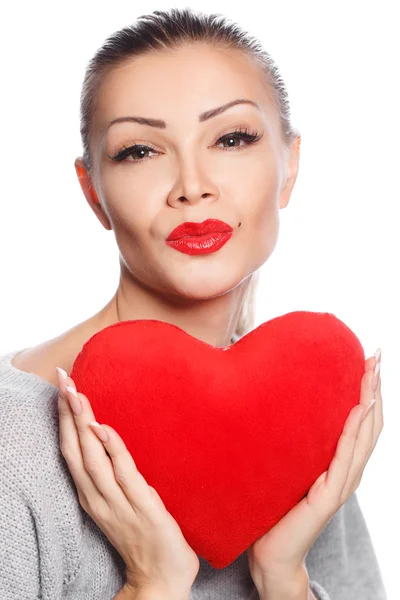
[[13, 41, 383, 596], [12, 42, 300, 384]]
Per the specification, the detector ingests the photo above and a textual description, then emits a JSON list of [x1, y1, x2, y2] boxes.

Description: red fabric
[[70, 310, 365, 569]]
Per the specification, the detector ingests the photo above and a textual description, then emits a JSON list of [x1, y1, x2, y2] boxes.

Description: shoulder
[[0, 316, 106, 459], [2, 311, 116, 389], [0, 355, 59, 473], [10, 339, 74, 388], [4, 315, 100, 388], [0, 341, 68, 482], [0, 359, 87, 597]]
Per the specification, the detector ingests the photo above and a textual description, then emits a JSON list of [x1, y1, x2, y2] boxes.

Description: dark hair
[[78, 7, 300, 342]]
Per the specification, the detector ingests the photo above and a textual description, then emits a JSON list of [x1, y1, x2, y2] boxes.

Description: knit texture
[[0, 347, 388, 600]]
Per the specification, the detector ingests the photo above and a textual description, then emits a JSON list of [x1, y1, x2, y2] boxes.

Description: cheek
[[100, 174, 157, 234], [249, 193, 277, 221], [242, 179, 280, 228], [243, 190, 280, 261], [229, 150, 281, 217]]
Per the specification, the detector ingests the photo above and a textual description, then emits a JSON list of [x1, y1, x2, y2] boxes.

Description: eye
[[107, 142, 159, 163], [215, 127, 263, 151], [107, 127, 264, 164]]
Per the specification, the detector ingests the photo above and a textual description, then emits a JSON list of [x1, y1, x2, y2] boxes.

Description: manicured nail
[[372, 362, 381, 392], [56, 367, 68, 379], [89, 422, 109, 443], [361, 399, 376, 421], [374, 348, 381, 363], [66, 385, 77, 397], [66, 385, 82, 416]]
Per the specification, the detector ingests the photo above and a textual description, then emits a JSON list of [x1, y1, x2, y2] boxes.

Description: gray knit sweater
[[0, 348, 388, 600]]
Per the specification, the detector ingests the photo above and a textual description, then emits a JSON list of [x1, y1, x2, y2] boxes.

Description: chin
[[169, 268, 248, 300]]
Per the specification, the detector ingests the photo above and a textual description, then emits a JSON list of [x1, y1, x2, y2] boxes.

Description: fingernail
[[89, 422, 109, 443], [56, 367, 68, 380], [372, 362, 381, 392], [361, 399, 376, 421], [374, 348, 381, 363], [66, 385, 77, 397], [66, 385, 82, 416]]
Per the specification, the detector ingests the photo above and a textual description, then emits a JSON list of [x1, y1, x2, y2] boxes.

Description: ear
[[74, 157, 112, 231], [279, 135, 301, 210]]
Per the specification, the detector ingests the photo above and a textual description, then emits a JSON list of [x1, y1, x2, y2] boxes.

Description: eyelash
[[108, 127, 264, 164]]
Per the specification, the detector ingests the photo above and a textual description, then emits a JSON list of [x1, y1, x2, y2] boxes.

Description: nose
[[166, 159, 220, 208], [177, 192, 214, 203]]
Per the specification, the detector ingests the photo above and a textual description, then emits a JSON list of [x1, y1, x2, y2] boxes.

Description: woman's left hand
[[247, 350, 383, 591]]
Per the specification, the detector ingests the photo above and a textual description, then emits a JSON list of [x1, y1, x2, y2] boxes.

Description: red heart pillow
[[70, 310, 365, 569]]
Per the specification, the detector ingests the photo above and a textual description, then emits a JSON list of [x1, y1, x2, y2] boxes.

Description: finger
[[63, 382, 125, 495], [365, 350, 383, 438], [59, 372, 157, 519], [358, 354, 383, 458], [372, 352, 383, 439], [341, 370, 377, 497], [57, 369, 92, 473], [58, 371, 80, 449], [324, 398, 367, 499], [57, 372, 109, 500], [93, 422, 160, 517], [363, 358, 383, 464], [364, 354, 376, 373]]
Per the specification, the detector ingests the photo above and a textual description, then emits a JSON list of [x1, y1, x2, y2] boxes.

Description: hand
[[247, 351, 383, 590], [56, 368, 199, 598]]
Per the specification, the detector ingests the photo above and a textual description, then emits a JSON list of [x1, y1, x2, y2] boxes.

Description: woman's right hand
[[56, 368, 200, 599]]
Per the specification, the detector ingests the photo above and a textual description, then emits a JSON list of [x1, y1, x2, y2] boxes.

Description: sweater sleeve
[[0, 477, 41, 599], [0, 383, 72, 599], [305, 492, 387, 600], [0, 372, 127, 600], [308, 580, 332, 600]]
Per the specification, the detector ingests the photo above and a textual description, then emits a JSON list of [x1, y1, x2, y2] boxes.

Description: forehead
[[93, 43, 278, 136]]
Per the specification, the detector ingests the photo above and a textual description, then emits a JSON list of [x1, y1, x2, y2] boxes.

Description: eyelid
[[108, 123, 260, 152], [108, 125, 263, 162]]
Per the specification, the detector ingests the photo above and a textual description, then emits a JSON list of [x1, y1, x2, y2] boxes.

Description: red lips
[[166, 218, 233, 241]]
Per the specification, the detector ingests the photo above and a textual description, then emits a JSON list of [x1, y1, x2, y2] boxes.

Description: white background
[[0, 1, 398, 598]]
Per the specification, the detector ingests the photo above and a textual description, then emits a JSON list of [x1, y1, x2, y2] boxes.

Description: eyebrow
[[105, 98, 261, 132]]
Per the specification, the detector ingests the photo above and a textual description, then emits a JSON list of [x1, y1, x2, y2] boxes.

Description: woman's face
[[76, 43, 300, 301]]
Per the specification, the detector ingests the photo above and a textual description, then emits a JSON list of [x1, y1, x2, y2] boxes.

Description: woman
[[0, 8, 387, 600]]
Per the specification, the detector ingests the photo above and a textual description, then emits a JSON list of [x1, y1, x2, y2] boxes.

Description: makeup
[[166, 218, 233, 255]]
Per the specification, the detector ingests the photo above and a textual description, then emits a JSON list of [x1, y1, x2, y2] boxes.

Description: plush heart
[[70, 310, 365, 569]]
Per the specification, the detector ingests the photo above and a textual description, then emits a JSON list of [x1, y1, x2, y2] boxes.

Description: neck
[[94, 272, 253, 348]]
